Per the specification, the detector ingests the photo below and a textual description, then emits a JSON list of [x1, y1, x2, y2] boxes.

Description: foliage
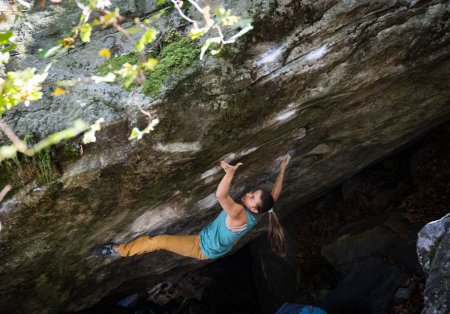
[[97, 52, 141, 76], [35, 148, 52, 184], [0, 133, 53, 188], [129, 118, 160, 140], [0, 0, 253, 165], [0, 66, 50, 116], [82, 118, 105, 144], [24, 134, 53, 185], [0, 120, 94, 162]]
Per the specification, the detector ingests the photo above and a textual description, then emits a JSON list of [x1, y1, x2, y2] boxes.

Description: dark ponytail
[[258, 189, 287, 257], [268, 211, 287, 256]]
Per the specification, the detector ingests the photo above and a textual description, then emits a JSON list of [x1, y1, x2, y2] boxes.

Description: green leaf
[[0, 31, 13, 45], [200, 37, 220, 60], [38, 45, 63, 59], [126, 27, 141, 35], [82, 118, 105, 144], [135, 28, 158, 51], [156, 0, 166, 6], [80, 23, 92, 43], [211, 48, 221, 55], [1, 43, 16, 53], [233, 18, 253, 29], [213, 6, 226, 17], [188, 27, 207, 40], [128, 127, 143, 140], [128, 118, 159, 141]]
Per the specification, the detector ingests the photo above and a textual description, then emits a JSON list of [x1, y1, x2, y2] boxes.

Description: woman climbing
[[94, 154, 291, 259]]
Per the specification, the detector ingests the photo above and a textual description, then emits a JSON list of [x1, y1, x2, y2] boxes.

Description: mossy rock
[[95, 35, 199, 97], [142, 37, 199, 97]]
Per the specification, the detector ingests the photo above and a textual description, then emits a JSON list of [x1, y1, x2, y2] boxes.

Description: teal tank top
[[199, 209, 258, 259]]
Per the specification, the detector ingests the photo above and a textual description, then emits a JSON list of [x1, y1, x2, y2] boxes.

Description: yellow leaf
[[52, 87, 68, 96], [63, 37, 75, 47], [80, 23, 92, 43], [142, 58, 158, 71], [98, 48, 111, 58]]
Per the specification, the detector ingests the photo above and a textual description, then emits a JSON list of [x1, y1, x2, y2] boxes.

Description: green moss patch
[[142, 37, 199, 97], [96, 34, 199, 97]]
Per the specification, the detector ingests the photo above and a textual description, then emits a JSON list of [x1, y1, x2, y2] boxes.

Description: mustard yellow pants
[[116, 235, 208, 260]]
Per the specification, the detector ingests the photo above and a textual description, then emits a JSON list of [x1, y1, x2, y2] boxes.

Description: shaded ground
[[295, 120, 450, 313], [79, 246, 262, 314]]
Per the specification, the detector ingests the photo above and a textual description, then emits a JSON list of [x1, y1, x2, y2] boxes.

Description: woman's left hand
[[220, 160, 242, 173], [280, 154, 291, 171]]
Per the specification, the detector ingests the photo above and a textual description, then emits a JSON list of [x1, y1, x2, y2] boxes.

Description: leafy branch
[[0, 0, 253, 161], [0, 119, 104, 162]]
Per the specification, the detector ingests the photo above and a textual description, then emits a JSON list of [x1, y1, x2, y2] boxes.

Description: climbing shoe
[[90, 244, 119, 257]]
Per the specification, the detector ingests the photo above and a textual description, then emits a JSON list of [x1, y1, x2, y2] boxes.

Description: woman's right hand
[[220, 160, 243, 173]]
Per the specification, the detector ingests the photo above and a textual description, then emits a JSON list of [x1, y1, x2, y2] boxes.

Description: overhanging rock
[[1, 1, 450, 312]]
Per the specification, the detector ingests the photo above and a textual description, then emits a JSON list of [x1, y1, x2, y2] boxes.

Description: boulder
[[417, 213, 450, 274], [418, 213, 450, 314], [322, 213, 421, 272], [1, 0, 450, 312], [322, 257, 409, 314], [321, 213, 421, 313]]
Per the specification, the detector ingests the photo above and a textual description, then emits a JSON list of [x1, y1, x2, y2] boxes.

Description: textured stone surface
[[417, 213, 450, 274], [322, 212, 421, 271], [320, 213, 419, 313], [419, 214, 450, 314], [322, 257, 410, 314], [1, 0, 450, 313]]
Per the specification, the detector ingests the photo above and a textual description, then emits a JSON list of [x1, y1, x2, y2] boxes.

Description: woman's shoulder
[[225, 205, 247, 225]]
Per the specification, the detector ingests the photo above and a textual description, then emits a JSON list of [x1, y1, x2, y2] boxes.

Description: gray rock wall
[[0, 0, 450, 313]]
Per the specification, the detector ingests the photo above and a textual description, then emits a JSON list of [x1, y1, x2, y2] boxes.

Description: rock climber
[[93, 154, 291, 260]]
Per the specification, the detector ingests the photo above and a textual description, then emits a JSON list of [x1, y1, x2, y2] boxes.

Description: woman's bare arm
[[271, 154, 291, 202], [215, 161, 244, 219]]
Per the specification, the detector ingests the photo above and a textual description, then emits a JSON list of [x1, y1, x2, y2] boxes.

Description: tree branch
[[0, 120, 29, 154], [0, 185, 11, 203]]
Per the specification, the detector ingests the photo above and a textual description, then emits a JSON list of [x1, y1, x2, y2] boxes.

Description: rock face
[[321, 213, 420, 313], [1, 1, 450, 313], [417, 213, 450, 275], [418, 214, 450, 314]]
